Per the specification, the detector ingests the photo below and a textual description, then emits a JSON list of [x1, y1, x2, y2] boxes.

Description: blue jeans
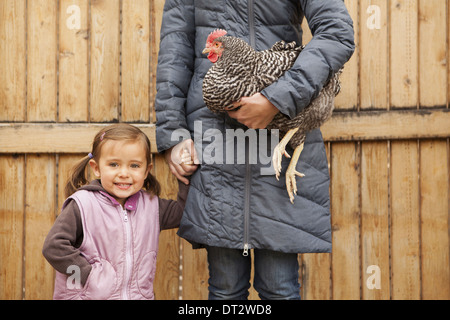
[[205, 246, 301, 300]]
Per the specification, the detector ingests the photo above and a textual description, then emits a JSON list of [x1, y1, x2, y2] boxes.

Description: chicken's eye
[[214, 42, 220, 47]]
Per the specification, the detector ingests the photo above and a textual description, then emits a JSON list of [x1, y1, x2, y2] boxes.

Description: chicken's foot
[[272, 128, 299, 180], [286, 143, 305, 204]]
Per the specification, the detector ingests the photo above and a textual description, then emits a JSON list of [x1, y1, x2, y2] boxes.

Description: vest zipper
[[242, 0, 255, 257], [121, 206, 132, 299]]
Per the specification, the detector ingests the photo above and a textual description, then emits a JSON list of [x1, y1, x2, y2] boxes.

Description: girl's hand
[[164, 139, 199, 185], [225, 93, 279, 129]]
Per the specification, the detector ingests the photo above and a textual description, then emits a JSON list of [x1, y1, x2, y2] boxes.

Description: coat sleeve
[[158, 180, 190, 230], [42, 200, 92, 286], [260, 0, 355, 119], [155, 0, 195, 153]]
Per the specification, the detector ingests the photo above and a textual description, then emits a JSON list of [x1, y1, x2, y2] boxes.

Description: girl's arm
[[42, 200, 92, 286], [158, 180, 190, 230]]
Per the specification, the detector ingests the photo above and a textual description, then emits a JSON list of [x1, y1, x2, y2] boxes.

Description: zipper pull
[[243, 243, 249, 256]]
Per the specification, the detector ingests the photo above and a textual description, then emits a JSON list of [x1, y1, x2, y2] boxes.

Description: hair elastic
[[88, 153, 94, 159]]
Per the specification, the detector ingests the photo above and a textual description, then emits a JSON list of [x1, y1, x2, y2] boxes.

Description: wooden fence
[[0, 0, 449, 300]]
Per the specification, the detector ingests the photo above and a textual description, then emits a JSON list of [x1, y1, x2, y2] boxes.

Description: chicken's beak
[[202, 47, 210, 54]]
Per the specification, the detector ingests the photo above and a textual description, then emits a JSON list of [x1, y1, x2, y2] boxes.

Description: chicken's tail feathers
[[330, 68, 343, 96]]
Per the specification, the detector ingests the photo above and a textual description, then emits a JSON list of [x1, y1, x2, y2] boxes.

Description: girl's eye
[[131, 164, 140, 169], [109, 162, 118, 167]]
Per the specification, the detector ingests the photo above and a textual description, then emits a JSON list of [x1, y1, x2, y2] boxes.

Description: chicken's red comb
[[206, 29, 227, 44]]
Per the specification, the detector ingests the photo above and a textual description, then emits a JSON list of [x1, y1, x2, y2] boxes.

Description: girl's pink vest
[[53, 189, 159, 300]]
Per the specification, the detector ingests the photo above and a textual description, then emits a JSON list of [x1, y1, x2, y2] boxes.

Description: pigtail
[[144, 172, 161, 198], [64, 155, 91, 198]]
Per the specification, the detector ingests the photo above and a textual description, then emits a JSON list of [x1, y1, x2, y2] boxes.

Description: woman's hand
[[225, 93, 279, 129], [164, 139, 199, 185]]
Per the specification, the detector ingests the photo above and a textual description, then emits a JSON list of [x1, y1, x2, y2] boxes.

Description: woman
[[155, 0, 354, 300]]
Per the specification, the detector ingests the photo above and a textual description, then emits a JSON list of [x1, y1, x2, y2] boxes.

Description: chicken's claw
[[286, 166, 305, 204], [272, 128, 299, 180], [272, 143, 290, 180], [285, 143, 305, 204]]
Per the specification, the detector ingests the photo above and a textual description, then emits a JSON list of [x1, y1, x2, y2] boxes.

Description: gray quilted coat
[[155, 0, 354, 253]]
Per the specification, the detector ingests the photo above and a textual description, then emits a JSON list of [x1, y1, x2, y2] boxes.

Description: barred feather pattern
[[202, 35, 341, 150]]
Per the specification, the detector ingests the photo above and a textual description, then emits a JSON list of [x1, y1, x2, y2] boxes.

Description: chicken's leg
[[272, 128, 299, 180], [286, 143, 305, 204]]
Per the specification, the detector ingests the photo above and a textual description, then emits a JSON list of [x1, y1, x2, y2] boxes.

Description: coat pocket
[[80, 258, 117, 300]]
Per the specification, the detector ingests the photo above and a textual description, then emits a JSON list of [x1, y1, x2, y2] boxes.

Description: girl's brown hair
[[64, 123, 161, 198]]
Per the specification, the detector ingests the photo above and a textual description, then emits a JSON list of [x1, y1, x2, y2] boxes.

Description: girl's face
[[89, 139, 152, 206]]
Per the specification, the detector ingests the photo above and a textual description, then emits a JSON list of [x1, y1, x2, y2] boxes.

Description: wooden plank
[[390, 0, 419, 109], [390, 141, 420, 299], [334, 0, 359, 111], [27, 0, 57, 121], [0, 0, 26, 122], [419, 140, 450, 299], [59, 0, 89, 122], [321, 109, 450, 141], [150, 0, 165, 123], [90, 0, 120, 122], [0, 155, 25, 299], [301, 253, 331, 300], [0, 123, 156, 154], [418, 0, 447, 108], [121, 0, 150, 122], [57, 154, 83, 212], [1, 109, 450, 153], [24, 155, 56, 299], [181, 240, 209, 299], [330, 142, 361, 299], [360, 0, 388, 110], [360, 142, 390, 299], [153, 153, 180, 300]]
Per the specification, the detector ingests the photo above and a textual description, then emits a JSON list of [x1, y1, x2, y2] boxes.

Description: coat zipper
[[242, 0, 255, 257], [121, 206, 132, 299]]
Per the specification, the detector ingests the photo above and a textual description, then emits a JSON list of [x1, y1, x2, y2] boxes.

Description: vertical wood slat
[[24, 155, 56, 300], [150, 0, 165, 123], [330, 142, 361, 299], [0, 0, 26, 122], [419, 141, 450, 299], [121, 0, 150, 122], [57, 154, 84, 212], [58, 0, 89, 122], [181, 240, 209, 300], [334, 0, 359, 111], [27, 0, 57, 122], [418, 0, 447, 108], [90, 0, 120, 122], [153, 154, 180, 300], [390, 141, 421, 299], [448, 0, 450, 109], [360, 142, 390, 299], [359, 0, 388, 110], [390, 0, 418, 109], [0, 155, 25, 299]]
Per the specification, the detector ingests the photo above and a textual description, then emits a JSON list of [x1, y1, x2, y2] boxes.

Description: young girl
[[43, 123, 196, 300]]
